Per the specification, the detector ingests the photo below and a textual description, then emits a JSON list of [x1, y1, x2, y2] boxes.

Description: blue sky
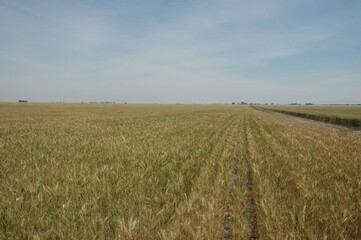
[[1, 0, 360, 104]]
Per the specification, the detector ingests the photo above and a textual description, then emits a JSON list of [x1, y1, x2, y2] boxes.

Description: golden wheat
[[1, 103, 360, 239]]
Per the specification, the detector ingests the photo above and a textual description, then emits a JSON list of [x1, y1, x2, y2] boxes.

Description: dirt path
[[252, 106, 361, 136]]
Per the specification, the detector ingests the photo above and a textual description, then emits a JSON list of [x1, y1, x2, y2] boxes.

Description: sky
[[1, 0, 360, 104]]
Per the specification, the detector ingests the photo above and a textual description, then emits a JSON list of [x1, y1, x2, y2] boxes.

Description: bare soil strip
[[252, 105, 361, 131], [243, 124, 259, 239], [255, 107, 361, 138]]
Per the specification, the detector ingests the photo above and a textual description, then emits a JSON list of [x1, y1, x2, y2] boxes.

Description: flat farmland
[[1, 103, 361, 239]]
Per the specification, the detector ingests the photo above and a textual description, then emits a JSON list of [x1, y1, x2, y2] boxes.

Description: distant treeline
[[253, 106, 361, 128]]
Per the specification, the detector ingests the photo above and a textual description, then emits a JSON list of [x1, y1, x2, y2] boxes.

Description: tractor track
[[243, 123, 259, 239], [220, 119, 241, 240], [221, 144, 239, 240], [221, 119, 259, 239]]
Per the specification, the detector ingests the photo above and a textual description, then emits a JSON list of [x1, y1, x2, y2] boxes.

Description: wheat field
[[1, 103, 361, 239]]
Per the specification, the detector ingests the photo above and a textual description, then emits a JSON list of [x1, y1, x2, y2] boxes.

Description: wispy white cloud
[[1, 0, 360, 103]]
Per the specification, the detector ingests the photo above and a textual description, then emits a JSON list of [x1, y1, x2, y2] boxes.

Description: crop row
[[246, 108, 361, 239], [1, 104, 361, 239], [0, 104, 244, 239]]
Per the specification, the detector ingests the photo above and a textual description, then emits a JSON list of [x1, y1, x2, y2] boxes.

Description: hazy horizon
[[1, 0, 361, 104]]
